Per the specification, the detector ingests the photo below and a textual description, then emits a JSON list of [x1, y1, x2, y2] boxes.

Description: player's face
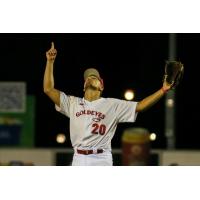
[[84, 76, 103, 91]]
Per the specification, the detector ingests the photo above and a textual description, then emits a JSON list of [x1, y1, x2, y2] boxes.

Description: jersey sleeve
[[55, 92, 74, 118], [116, 99, 138, 123]]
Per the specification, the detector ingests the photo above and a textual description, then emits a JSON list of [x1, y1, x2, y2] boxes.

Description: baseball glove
[[164, 60, 184, 89]]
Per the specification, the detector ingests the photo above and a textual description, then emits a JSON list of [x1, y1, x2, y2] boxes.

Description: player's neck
[[84, 89, 101, 102]]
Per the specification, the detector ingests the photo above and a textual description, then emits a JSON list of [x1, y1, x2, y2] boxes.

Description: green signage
[[0, 95, 35, 147]]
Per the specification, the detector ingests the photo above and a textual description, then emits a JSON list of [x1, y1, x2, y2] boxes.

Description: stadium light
[[56, 133, 66, 144], [124, 89, 135, 101], [149, 133, 157, 141]]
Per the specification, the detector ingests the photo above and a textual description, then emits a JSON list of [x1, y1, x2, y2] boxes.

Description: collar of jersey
[[83, 97, 104, 105]]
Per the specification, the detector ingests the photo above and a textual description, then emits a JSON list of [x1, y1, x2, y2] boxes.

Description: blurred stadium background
[[0, 33, 199, 166]]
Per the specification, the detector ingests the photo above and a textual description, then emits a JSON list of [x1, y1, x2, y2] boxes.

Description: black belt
[[77, 149, 103, 155]]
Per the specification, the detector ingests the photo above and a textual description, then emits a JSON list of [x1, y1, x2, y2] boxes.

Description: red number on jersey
[[91, 123, 106, 135], [99, 124, 106, 135], [92, 123, 99, 134]]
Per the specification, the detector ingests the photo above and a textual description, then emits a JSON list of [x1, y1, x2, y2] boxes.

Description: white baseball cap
[[84, 68, 101, 80]]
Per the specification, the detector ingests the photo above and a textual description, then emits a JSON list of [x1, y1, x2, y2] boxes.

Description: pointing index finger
[[51, 42, 54, 49]]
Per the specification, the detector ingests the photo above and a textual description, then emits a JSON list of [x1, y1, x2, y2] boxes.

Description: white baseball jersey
[[55, 92, 138, 152]]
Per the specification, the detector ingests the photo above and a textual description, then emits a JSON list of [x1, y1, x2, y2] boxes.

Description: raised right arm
[[43, 42, 60, 107]]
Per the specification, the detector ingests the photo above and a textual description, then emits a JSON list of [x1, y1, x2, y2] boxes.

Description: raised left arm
[[136, 81, 172, 112]]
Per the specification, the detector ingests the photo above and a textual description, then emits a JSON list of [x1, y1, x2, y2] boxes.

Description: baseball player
[[43, 42, 172, 166]]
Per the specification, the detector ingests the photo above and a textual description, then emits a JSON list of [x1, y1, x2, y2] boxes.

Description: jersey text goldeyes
[[76, 110, 105, 122]]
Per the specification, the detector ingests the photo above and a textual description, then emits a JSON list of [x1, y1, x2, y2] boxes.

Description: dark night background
[[0, 33, 198, 150]]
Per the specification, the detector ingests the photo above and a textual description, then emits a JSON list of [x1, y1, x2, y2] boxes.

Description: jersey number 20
[[92, 123, 106, 135]]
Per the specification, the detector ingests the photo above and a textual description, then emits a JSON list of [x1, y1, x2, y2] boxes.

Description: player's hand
[[46, 42, 57, 63], [162, 79, 173, 92]]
